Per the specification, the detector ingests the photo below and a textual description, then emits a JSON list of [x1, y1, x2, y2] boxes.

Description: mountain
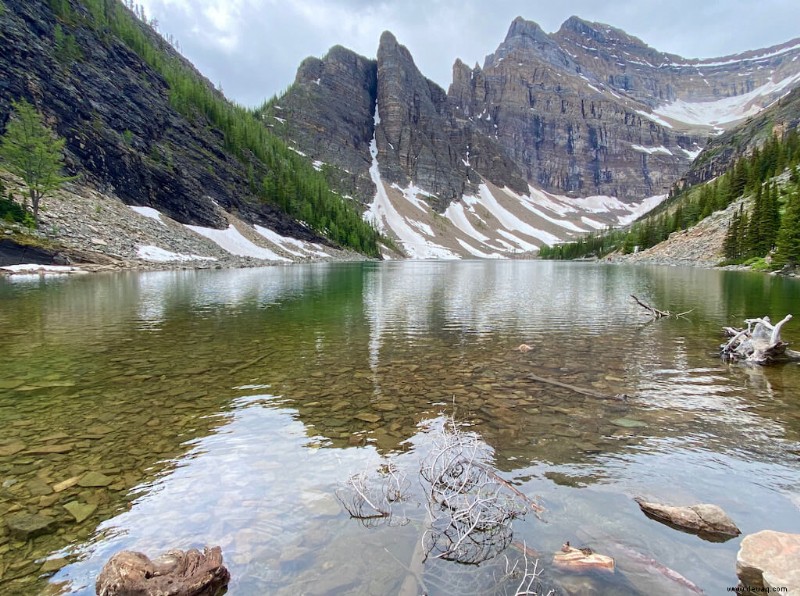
[[0, 0, 379, 264], [683, 86, 800, 187], [266, 16, 800, 258]]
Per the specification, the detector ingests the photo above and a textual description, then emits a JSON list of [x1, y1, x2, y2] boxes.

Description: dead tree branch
[[631, 295, 693, 319], [335, 464, 410, 527], [420, 416, 537, 565]]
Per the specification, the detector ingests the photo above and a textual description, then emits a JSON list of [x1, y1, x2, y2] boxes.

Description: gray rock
[[635, 498, 740, 540], [737, 530, 800, 595]]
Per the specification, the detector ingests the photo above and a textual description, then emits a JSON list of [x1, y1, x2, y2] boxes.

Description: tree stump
[[721, 315, 800, 364], [96, 546, 230, 596]]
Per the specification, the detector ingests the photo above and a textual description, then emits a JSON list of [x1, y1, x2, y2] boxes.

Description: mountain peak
[[557, 15, 647, 48], [505, 16, 547, 42], [379, 30, 399, 49]]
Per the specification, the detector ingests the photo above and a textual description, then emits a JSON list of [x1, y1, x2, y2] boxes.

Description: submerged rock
[[7, 512, 57, 540], [635, 498, 740, 540], [737, 530, 800, 595], [78, 471, 113, 488], [64, 501, 98, 523]]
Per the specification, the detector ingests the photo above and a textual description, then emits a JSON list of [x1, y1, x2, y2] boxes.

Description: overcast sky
[[137, 0, 800, 108]]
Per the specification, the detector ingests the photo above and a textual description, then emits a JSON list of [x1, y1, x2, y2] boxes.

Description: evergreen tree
[[774, 189, 800, 268], [0, 99, 75, 225], [723, 208, 740, 261]]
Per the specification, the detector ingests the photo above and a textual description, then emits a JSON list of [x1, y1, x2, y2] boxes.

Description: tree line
[[539, 129, 800, 268], [44, 0, 381, 256]]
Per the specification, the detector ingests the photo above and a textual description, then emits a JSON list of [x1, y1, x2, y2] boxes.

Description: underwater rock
[[6, 513, 57, 540]]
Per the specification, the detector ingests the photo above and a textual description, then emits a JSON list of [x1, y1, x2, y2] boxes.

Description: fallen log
[[720, 314, 800, 365], [609, 542, 704, 594], [553, 542, 615, 572], [96, 546, 229, 596]]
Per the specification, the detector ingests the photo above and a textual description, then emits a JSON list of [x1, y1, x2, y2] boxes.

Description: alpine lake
[[1, 260, 800, 595]]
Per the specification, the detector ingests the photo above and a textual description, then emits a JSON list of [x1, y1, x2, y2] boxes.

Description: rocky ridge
[[268, 16, 800, 258]]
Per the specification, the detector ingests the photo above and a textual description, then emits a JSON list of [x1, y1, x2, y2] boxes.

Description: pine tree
[[723, 208, 740, 261], [774, 189, 800, 268], [0, 99, 75, 225]]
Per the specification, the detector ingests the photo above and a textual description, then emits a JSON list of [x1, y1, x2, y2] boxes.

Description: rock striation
[[0, 0, 325, 244], [272, 16, 800, 211]]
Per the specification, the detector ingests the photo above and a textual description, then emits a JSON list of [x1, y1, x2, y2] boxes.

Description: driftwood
[[553, 543, 615, 572], [96, 546, 229, 596], [721, 314, 800, 364], [631, 295, 693, 319], [527, 373, 628, 401]]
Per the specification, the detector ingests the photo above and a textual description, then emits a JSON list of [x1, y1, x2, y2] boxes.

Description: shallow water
[[1, 261, 799, 595]]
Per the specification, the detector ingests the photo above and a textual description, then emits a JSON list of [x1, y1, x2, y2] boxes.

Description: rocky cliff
[[268, 16, 800, 258]]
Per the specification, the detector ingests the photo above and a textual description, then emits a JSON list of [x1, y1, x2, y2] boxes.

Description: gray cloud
[[139, 0, 800, 107]]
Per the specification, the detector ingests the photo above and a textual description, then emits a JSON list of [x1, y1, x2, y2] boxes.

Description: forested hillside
[[540, 127, 800, 269], [0, 0, 380, 256]]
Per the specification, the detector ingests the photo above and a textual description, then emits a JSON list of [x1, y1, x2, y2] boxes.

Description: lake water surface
[[1, 261, 800, 595]]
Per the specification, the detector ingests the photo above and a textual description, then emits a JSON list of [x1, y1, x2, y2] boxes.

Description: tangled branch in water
[[335, 463, 410, 527], [420, 416, 533, 565]]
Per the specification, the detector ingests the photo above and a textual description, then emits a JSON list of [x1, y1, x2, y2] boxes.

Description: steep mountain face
[[0, 0, 334, 250], [449, 17, 696, 202], [270, 16, 800, 258], [266, 45, 378, 201], [552, 16, 800, 112]]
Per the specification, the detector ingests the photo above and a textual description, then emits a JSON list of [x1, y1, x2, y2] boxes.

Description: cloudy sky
[[137, 0, 800, 107]]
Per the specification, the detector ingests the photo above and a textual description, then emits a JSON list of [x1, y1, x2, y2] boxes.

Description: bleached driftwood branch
[[721, 314, 800, 364], [420, 416, 539, 565], [335, 464, 410, 527]]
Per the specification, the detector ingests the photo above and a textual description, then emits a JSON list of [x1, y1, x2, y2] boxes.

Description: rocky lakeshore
[[0, 176, 370, 275]]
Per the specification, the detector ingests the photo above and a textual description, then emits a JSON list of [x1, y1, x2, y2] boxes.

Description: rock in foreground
[[635, 498, 740, 541], [737, 531, 800, 595], [96, 546, 229, 596]]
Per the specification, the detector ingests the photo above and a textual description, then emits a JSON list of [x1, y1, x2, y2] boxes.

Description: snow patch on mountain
[[653, 71, 800, 127], [253, 225, 330, 258], [365, 109, 460, 259], [130, 206, 165, 225], [185, 224, 290, 261], [137, 245, 216, 262]]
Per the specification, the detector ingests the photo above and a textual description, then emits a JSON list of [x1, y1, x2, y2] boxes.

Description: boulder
[[635, 498, 740, 541], [737, 531, 800, 595], [96, 546, 229, 596]]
